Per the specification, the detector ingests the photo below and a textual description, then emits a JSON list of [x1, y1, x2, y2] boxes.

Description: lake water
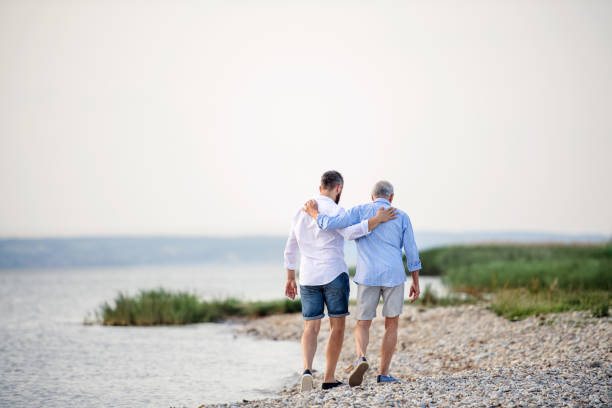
[[0, 263, 444, 407], [1, 232, 605, 406]]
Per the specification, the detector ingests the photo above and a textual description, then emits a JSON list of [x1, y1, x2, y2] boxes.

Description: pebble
[[202, 306, 611, 407]]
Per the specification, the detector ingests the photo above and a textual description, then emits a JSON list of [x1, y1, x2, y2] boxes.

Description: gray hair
[[372, 180, 394, 198]]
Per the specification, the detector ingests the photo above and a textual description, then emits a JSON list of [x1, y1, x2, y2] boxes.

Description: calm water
[[1, 232, 604, 407], [0, 263, 444, 407]]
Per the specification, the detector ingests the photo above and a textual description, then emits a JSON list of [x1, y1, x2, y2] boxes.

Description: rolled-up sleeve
[[283, 227, 299, 270], [402, 215, 422, 271]]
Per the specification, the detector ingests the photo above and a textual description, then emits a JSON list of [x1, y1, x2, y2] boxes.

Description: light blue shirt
[[316, 198, 422, 287]]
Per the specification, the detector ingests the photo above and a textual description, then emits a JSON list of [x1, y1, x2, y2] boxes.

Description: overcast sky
[[1, 0, 611, 238]]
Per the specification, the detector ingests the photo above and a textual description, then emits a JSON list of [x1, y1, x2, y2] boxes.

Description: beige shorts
[[355, 283, 405, 320]]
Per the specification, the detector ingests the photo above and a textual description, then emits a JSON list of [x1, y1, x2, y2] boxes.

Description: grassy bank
[[420, 243, 611, 319], [420, 243, 611, 290], [490, 288, 609, 320], [352, 243, 611, 319], [98, 289, 301, 326]]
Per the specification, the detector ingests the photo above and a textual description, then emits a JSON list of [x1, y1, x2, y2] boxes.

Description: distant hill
[[0, 236, 287, 269], [0, 232, 608, 269]]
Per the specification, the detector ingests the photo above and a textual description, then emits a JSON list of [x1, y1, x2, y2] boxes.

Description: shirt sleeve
[[316, 205, 362, 230], [402, 215, 422, 272], [283, 226, 299, 270], [336, 219, 370, 241]]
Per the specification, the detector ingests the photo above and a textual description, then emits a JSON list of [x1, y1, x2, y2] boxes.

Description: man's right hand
[[285, 278, 297, 300], [375, 206, 398, 223], [368, 206, 398, 231]]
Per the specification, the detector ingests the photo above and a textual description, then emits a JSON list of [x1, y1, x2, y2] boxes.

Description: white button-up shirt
[[283, 195, 370, 286]]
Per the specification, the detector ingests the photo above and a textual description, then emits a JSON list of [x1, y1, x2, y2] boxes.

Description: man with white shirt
[[283, 170, 396, 392]]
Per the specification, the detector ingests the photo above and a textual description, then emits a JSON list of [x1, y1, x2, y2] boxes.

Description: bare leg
[[323, 316, 346, 382], [302, 319, 321, 371], [355, 319, 372, 358], [379, 316, 399, 375]]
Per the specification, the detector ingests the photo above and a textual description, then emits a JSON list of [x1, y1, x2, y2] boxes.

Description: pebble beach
[[203, 305, 611, 407]]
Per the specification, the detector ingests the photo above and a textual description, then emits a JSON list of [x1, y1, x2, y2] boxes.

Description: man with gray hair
[[303, 180, 421, 386]]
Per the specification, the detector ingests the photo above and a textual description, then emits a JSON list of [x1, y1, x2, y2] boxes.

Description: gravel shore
[[203, 305, 611, 407]]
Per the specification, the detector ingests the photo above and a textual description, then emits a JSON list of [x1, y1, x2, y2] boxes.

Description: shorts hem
[[303, 313, 325, 321], [328, 312, 350, 318]]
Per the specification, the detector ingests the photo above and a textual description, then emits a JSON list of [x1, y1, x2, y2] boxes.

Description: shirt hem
[[353, 277, 407, 287], [299, 270, 348, 287]]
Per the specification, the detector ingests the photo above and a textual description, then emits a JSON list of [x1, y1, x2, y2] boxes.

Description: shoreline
[[203, 304, 611, 407]]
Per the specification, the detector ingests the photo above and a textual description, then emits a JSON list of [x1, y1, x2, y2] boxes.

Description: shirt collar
[[374, 197, 391, 205], [318, 195, 335, 203]]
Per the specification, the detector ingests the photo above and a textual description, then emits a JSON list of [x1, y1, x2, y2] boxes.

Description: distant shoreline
[[1, 234, 609, 269]]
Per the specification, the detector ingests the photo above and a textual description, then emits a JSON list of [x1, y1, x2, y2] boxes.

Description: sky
[[1, 0, 611, 238]]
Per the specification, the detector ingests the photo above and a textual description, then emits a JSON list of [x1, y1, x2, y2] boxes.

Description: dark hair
[[321, 170, 344, 190]]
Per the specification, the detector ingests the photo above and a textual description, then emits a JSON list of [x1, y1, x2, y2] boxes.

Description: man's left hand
[[302, 200, 319, 219]]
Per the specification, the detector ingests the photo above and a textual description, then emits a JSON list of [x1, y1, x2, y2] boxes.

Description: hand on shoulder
[[302, 199, 319, 219]]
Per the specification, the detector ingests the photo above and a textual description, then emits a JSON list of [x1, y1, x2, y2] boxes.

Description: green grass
[[98, 288, 302, 326], [490, 288, 610, 320], [420, 243, 611, 320], [413, 284, 479, 307], [421, 244, 612, 291]]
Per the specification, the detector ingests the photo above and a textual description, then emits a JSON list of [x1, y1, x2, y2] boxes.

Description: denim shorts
[[299, 272, 350, 320]]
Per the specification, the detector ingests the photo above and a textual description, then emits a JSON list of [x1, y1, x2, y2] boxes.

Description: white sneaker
[[300, 369, 313, 392]]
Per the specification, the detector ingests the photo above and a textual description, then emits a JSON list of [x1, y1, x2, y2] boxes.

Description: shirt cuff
[[406, 261, 422, 272], [360, 219, 371, 235]]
